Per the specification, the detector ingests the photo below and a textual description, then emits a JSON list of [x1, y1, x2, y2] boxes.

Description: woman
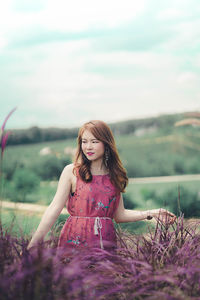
[[27, 120, 176, 253]]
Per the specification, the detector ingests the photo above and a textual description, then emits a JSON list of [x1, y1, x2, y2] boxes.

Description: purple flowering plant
[[0, 107, 17, 160], [0, 214, 199, 300], [0, 107, 17, 224]]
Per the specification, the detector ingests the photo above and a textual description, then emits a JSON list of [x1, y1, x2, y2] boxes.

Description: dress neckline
[[92, 173, 109, 176], [70, 173, 109, 196]]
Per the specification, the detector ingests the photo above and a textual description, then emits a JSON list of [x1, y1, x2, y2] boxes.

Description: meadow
[[3, 124, 200, 180], [1, 124, 200, 236], [0, 114, 200, 299]]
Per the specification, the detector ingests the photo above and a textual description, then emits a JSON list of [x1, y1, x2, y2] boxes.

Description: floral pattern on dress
[[66, 235, 88, 247], [95, 196, 116, 210], [58, 169, 120, 252]]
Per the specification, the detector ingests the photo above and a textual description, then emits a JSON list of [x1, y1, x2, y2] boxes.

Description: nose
[[86, 142, 93, 150]]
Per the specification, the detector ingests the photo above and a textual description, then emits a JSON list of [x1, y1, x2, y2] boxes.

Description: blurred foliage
[[2, 157, 19, 180], [142, 185, 200, 218], [123, 192, 136, 209], [1, 208, 41, 237], [4, 111, 200, 179], [32, 155, 71, 180], [7, 126, 79, 145], [3, 154, 71, 202], [4, 127, 200, 180], [110, 112, 186, 135], [5, 168, 40, 203]]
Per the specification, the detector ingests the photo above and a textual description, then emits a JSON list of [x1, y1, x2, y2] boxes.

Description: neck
[[90, 160, 108, 174]]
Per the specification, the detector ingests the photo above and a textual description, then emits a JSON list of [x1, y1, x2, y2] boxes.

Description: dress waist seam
[[70, 215, 112, 219], [69, 215, 112, 250]]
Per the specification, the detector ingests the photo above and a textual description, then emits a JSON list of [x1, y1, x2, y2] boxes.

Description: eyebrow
[[81, 138, 98, 141]]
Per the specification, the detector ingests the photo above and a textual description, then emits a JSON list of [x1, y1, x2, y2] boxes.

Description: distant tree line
[[7, 126, 79, 145], [109, 113, 185, 135], [7, 112, 186, 145]]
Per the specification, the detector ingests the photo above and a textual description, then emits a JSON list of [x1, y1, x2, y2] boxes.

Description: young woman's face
[[81, 129, 105, 162]]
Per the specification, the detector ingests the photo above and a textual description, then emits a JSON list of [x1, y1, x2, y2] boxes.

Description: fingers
[[156, 209, 176, 225], [160, 208, 176, 219], [166, 212, 176, 224], [171, 215, 177, 224], [167, 211, 175, 217], [159, 208, 175, 217]]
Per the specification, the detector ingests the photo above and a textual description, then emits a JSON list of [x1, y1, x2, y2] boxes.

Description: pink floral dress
[[58, 168, 120, 254]]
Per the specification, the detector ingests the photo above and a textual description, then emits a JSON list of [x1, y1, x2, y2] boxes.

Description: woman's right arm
[[27, 164, 73, 250], [114, 193, 176, 224]]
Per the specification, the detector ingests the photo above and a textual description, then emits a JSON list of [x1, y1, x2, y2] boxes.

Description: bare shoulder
[[51, 163, 75, 209], [62, 163, 76, 181], [62, 163, 73, 176], [63, 163, 74, 171]]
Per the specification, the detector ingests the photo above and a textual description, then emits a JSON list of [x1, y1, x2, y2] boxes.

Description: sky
[[0, 0, 200, 129]]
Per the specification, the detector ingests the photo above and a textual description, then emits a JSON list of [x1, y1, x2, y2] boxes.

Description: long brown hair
[[73, 120, 128, 193]]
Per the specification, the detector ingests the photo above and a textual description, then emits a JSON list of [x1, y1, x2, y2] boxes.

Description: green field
[[126, 179, 200, 210], [1, 177, 199, 237], [1, 119, 200, 236], [4, 128, 200, 179], [0, 208, 42, 237]]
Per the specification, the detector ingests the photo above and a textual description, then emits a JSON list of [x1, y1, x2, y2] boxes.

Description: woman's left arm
[[113, 193, 176, 224]]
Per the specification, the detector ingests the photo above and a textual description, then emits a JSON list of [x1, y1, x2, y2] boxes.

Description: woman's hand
[[19, 245, 35, 257], [149, 208, 176, 225]]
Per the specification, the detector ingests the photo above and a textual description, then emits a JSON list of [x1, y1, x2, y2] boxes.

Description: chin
[[86, 156, 95, 161]]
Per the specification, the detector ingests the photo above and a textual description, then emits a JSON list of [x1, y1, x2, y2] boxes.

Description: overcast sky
[[0, 0, 200, 129]]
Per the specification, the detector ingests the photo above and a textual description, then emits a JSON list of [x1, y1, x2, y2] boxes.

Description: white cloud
[[177, 72, 199, 84], [0, 0, 147, 37], [44, 0, 147, 30], [0, 36, 7, 51], [158, 8, 183, 20], [1, 0, 200, 129]]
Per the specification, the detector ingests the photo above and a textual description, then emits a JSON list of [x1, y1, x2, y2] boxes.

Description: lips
[[87, 152, 94, 156]]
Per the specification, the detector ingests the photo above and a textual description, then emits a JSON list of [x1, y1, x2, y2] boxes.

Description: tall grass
[[0, 216, 199, 299]]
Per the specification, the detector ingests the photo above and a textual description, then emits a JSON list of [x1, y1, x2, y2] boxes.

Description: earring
[[104, 148, 109, 167]]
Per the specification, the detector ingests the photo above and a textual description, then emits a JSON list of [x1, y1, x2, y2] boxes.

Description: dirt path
[[129, 174, 200, 183], [0, 200, 69, 215]]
